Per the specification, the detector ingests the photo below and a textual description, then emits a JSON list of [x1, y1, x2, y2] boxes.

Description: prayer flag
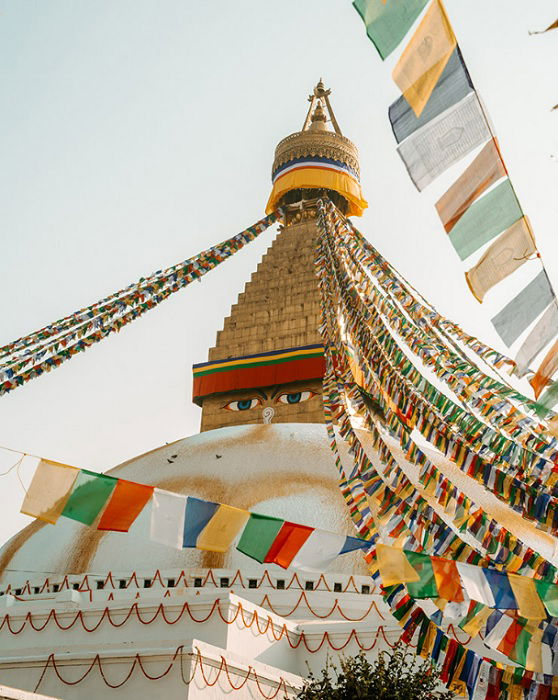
[[392, 0, 456, 117], [484, 614, 516, 650], [291, 531, 363, 571], [492, 271, 555, 347], [483, 569, 518, 609], [535, 380, 558, 413], [150, 489, 186, 549], [61, 469, 118, 525], [531, 335, 558, 398], [397, 93, 490, 191], [97, 479, 153, 532], [514, 303, 558, 378], [465, 217, 536, 302], [435, 138, 506, 233], [497, 619, 525, 658], [508, 575, 546, 619], [352, 0, 428, 60], [457, 562, 495, 606], [448, 179, 522, 261], [531, 19, 558, 34], [460, 603, 492, 637], [511, 626, 532, 667], [534, 580, 558, 617], [263, 522, 314, 568], [389, 47, 473, 144], [376, 543, 420, 586], [431, 557, 464, 601], [526, 627, 543, 673], [196, 504, 250, 553], [406, 551, 438, 598], [20, 459, 80, 524], [237, 513, 284, 563]]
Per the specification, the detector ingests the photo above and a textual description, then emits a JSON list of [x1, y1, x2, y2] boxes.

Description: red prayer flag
[[97, 479, 154, 532], [264, 522, 314, 568]]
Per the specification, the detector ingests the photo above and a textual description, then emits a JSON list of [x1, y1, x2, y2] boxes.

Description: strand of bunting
[[375, 543, 558, 674], [352, 0, 558, 408], [315, 199, 558, 696], [320, 201, 558, 532], [320, 202, 558, 586], [0, 211, 282, 397], [335, 221, 558, 542], [19, 456, 367, 571]]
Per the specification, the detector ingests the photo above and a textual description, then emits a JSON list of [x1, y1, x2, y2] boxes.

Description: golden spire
[[302, 79, 343, 135]]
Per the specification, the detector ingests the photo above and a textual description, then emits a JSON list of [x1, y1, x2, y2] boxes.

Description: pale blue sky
[[0, 1, 556, 545]]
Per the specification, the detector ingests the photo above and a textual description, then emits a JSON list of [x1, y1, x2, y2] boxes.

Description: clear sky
[[0, 0, 556, 546]]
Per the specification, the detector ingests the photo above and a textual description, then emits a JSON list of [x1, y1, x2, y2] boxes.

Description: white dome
[[0, 423, 368, 583]]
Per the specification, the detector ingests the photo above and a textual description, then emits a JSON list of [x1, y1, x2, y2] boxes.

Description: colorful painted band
[[272, 156, 360, 182], [192, 345, 325, 403]]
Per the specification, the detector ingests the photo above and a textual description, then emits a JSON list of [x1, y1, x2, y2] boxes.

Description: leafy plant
[[296, 644, 455, 700]]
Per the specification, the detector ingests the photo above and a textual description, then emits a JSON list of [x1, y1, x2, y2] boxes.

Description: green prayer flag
[[352, 0, 428, 60], [61, 469, 118, 525], [236, 513, 284, 563], [511, 627, 531, 667], [534, 379, 558, 413], [492, 271, 555, 347], [448, 179, 522, 261], [405, 551, 438, 598], [534, 580, 558, 616]]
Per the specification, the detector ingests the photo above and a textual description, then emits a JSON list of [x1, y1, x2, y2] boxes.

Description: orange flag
[[435, 139, 507, 233], [531, 335, 558, 398], [392, 0, 456, 117], [97, 479, 154, 532], [431, 557, 464, 601]]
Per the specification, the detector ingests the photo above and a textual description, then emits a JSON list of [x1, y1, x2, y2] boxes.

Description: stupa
[[0, 82, 401, 699]]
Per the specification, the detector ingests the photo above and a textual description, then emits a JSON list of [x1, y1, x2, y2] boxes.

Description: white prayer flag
[[456, 562, 496, 606], [397, 92, 490, 191], [514, 302, 558, 377], [150, 488, 186, 549], [291, 531, 346, 572]]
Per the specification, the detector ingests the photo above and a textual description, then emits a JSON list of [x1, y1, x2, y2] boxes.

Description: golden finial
[[302, 79, 342, 136]]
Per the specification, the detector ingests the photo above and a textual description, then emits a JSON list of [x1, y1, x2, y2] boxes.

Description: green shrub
[[296, 644, 455, 699]]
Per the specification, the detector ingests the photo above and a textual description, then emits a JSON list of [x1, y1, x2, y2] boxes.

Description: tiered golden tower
[[193, 81, 367, 432]]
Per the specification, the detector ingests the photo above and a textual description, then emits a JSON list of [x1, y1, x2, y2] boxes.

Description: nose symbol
[[262, 407, 275, 424]]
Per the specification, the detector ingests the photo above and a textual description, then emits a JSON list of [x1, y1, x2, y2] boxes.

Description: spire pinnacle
[[301, 80, 343, 136]]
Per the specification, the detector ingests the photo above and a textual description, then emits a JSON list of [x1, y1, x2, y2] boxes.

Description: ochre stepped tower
[[193, 81, 367, 432]]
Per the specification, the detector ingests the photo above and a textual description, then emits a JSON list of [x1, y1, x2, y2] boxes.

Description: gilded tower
[[193, 81, 367, 432]]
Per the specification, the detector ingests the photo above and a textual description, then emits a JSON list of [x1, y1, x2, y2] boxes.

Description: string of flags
[[0, 211, 281, 398], [19, 457, 369, 572], [315, 198, 558, 696], [352, 0, 558, 406]]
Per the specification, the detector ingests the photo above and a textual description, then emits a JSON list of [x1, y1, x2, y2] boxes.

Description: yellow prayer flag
[[461, 605, 492, 637], [21, 459, 80, 524], [196, 504, 250, 553], [392, 0, 456, 117], [465, 218, 536, 303], [525, 627, 543, 673], [508, 574, 546, 620], [376, 543, 420, 586]]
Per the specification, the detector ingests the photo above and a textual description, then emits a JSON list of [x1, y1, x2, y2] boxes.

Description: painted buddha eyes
[[224, 398, 262, 411], [224, 391, 316, 411], [276, 391, 315, 405]]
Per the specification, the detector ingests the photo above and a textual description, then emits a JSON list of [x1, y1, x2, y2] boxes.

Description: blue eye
[[224, 398, 261, 411], [276, 391, 316, 405]]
